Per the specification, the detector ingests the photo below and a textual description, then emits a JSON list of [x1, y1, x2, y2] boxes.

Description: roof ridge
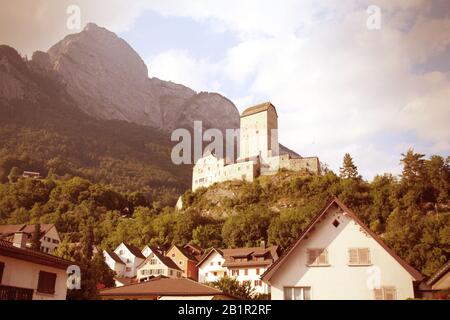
[[261, 197, 423, 282]]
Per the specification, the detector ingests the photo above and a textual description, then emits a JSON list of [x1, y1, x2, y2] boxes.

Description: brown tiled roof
[[183, 243, 204, 261], [241, 102, 277, 118], [0, 224, 55, 238], [105, 250, 125, 264], [99, 276, 228, 297], [427, 261, 450, 286], [0, 239, 75, 270], [122, 243, 146, 259], [196, 246, 279, 268], [138, 248, 182, 271], [171, 244, 198, 262], [184, 243, 203, 253], [261, 197, 424, 282]]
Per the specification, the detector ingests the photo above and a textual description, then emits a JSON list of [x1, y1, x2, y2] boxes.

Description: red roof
[[0, 224, 55, 238], [99, 276, 230, 298], [261, 197, 424, 282], [196, 246, 279, 268], [0, 239, 75, 270]]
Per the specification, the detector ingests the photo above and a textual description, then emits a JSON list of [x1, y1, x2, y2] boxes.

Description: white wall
[[103, 251, 125, 277], [0, 255, 68, 300], [198, 251, 269, 294], [269, 208, 416, 300], [198, 251, 226, 283], [114, 243, 144, 278], [38, 226, 61, 254]]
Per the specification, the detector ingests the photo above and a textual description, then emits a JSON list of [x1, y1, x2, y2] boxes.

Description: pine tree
[[339, 153, 359, 179], [31, 223, 41, 251], [81, 223, 94, 263]]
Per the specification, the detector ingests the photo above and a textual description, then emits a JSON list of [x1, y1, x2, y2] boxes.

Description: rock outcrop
[[40, 23, 240, 132]]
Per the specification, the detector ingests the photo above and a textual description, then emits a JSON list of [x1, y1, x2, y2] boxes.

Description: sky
[[0, 0, 449, 180]]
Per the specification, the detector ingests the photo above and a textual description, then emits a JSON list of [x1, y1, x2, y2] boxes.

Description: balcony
[[0, 285, 34, 300]]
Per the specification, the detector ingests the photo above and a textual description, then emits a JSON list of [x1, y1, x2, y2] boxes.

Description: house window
[[0, 261, 4, 284], [374, 287, 397, 300], [284, 287, 311, 300], [172, 253, 175, 257], [177, 272, 182, 278], [218, 261, 221, 266], [119, 250, 124, 255], [224, 272, 227, 276], [244, 269, 248, 276], [254, 280, 262, 287], [169, 270, 173, 276], [256, 268, 260, 275], [232, 269, 239, 276], [37, 271, 57, 294], [307, 249, 329, 266], [150, 259, 157, 265], [210, 262, 214, 266], [125, 267, 131, 272], [205, 272, 208, 277], [348, 248, 371, 265], [213, 272, 218, 276]]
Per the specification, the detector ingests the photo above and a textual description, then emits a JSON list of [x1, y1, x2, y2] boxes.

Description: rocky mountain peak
[[36, 23, 240, 132]]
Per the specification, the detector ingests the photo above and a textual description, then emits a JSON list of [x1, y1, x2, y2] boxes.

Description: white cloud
[[147, 50, 222, 93], [144, 1, 449, 178], [1, 0, 448, 179]]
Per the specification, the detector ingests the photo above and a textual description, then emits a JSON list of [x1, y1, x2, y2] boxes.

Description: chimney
[[13, 232, 28, 249], [260, 240, 266, 249]]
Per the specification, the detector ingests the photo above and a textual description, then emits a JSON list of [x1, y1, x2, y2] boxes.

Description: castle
[[192, 102, 320, 191]]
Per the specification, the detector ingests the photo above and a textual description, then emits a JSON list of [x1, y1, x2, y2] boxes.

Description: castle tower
[[238, 102, 279, 164]]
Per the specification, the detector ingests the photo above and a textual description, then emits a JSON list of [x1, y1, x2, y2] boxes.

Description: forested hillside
[[0, 45, 191, 205], [0, 150, 447, 278]]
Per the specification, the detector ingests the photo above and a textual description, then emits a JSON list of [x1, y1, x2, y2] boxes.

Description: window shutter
[[0, 261, 4, 284], [373, 288, 383, 300], [307, 249, 315, 265], [384, 287, 396, 300], [358, 248, 370, 264], [348, 248, 358, 264], [37, 271, 56, 294], [284, 287, 293, 300], [318, 250, 328, 265]]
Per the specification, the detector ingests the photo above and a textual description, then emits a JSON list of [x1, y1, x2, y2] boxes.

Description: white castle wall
[[191, 103, 320, 191]]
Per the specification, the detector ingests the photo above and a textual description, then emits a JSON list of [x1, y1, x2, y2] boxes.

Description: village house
[[104, 250, 125, 278], [192, 102, 320, 191], [261, 197, 424, 300], [99, 275, 235, 300], [136, 247, 182, 282], [419, 261, 450, 299], [0, 224, 61, 254], [103, 242, 145, 281], [197, 244, 279, 295], [0, 234, 75, 300], [166, 244, 200, 280]]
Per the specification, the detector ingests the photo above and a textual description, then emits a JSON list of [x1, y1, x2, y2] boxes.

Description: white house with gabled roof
[[197, 245, 279, 295], [261, 197, 424, 300], [104, 242, 146, 279]]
